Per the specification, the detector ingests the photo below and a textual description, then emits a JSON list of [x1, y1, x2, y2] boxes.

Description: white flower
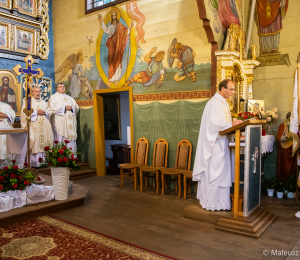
[[272, 107, 277, 113], [266, 117, 271, 122], [274, 114, 278, 119], [261, 111, 266, 117]]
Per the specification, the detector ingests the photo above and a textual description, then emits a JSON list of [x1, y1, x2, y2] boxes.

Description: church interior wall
[[52, 0, 213, 170]]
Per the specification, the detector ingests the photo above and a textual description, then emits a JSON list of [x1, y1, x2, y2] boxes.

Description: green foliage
[[262, 177, 276, 189], [0, 161, 35, 193], [284, 174, 297, 194], [39, 140, 81, 170]]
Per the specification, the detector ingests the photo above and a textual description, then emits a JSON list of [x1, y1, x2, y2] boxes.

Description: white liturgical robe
[[48, 92, 79, 151], [21, 97, 54, 167], [193, 93, 233, 211], [0, 102, 15, 160]]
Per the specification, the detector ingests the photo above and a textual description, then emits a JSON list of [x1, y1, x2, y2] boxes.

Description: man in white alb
[[48, 83, 79, 152], [0, 101, 15, 161], [21, 86, 53, 167], [193, 79, 243, 211]]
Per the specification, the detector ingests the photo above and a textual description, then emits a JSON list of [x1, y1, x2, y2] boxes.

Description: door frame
[[93, 86, 134, 176]]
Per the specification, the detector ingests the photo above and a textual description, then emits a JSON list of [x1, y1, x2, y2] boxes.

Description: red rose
[[12, 183, 17, 188], [70, 148, 72, 150], [58, 149, 64, 154], [63, 146, 67, 150], [63, 157, 68, 162], [11, 173, 15, 178], [71, 154, 75, 161], [12, 160, 16, 164], [75, 158, 79, 162], [238, 113, 242, 116], [0, 185, 3, 190], [38, 157, 43, 162], [20, 176, 23, 179], [64, 140, 70, 144], [250, 113, 254, 117], [24, 163, 28, 167], [243, 115, 248, 119], [13, 166, 18, 170], [19, 188, 22, 190], [48, 163, 51, 166], [54, 140, 59, 144], [44, 146, 50, 151], [24, 180, 29, 185], [0, 176, 4, 181], [57, 158, 63, 163], [3, 166, 8, 170], [37, 177, 41, 181]]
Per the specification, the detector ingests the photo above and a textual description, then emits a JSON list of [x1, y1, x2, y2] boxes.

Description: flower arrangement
[[237, 111, 257, 121], [261, 108, 278, 124], [0, 159, 35, 193], [39, 140, 80, 170]]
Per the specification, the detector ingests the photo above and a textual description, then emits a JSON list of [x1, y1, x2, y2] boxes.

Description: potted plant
[[262, 177, 276, 197], [285, 174, 296, 198], [39, 140, 80, 201], [275, 179, 286, 199]]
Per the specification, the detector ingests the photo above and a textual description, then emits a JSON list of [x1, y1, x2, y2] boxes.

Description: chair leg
[[175, 178, 178, 191], [153, 173, 155, 188], [145, 175, 148, 186], [162, 173, 165, 195], [140, 170, 143, 191], [184, 176, 187, 199], [178, 174, 181, 198], [156, 171, 159, 194], [120, 167, 124, 188], [188, 181, 191, 194], [134, 168, 137, 190]]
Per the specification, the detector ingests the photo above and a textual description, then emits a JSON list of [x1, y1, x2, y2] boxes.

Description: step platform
[[0, 174, 89, 228]]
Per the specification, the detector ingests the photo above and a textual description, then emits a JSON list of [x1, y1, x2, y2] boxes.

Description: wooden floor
[[50, 175, 300, 260]]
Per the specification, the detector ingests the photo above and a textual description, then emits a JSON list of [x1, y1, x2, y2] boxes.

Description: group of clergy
[[0, 83, 79, 167]]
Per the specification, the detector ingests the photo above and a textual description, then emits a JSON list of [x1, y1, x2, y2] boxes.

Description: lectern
[[216, 119, 277, 237]]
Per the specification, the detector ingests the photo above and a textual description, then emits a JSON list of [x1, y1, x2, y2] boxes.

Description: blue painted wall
[[0, 0, 55, 96]]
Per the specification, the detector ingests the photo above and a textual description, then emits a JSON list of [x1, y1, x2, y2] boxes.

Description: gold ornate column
[[246, 75, 254, 100]]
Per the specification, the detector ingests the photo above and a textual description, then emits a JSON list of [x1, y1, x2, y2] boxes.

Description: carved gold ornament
[[38, 0, 50, 60]]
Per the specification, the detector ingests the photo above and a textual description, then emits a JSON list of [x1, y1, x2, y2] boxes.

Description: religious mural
[[255, 0, 290, 66]]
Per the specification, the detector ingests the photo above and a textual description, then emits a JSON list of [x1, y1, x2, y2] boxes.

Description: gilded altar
[[215, 24, 260, 117]]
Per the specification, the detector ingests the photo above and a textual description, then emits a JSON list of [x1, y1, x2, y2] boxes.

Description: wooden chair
[[119, 137, 149, 190], [139, 138, 168, 193], [161, 140, 192, 198], [181, 170, 197, 199]]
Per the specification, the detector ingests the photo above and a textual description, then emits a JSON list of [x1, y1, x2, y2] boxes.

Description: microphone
[[240, 98, 263, 119]]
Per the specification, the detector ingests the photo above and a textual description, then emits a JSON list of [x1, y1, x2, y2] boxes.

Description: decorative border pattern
[[76, 99, 94, 107], [133, 90, 211, 102], [39, 216, 177, 260]]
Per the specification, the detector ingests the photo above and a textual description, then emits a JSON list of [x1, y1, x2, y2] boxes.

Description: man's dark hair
[[56, 82, 64, 88], [111, 11, 119, 24], [2, 76, 9, 83], [286, 111, 291, 119], [218, 79, 232, 91]]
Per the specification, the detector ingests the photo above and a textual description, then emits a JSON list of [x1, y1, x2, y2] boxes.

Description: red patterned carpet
[[0, 216, 177, 260]]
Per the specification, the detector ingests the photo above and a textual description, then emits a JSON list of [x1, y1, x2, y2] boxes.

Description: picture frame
[[0, 70, 22, 117], [103, 93, 121, 140], [0, 0, 12, 10], [0, 22, 10, 50], [247, 100, 264, 115], [17, 0, 37, 17], [15, 26, 36, 55]]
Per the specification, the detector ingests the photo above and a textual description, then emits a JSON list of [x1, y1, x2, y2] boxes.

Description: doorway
[[93, 87, 134, 176]]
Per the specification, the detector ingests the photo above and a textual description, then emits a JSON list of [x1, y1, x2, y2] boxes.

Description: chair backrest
[[152, 138, 168, 167], [175, 139, 192, 170], [135, 137, 149, 166]]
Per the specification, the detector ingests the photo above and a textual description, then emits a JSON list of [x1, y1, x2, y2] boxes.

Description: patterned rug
[[0, 216, 177, 260]]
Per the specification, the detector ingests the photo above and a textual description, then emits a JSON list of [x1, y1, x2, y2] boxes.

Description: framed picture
[[0, 22, 10, 50], [247, 100, 264, 115], [103, 94, 121, 140], [0, 70, 21, 116], [0, 0, 12, 10], [15, 26, 36, 55], [18, 0, 37, 17]]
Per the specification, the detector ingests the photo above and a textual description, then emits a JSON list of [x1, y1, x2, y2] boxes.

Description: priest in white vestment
[[0, 101, 15, 160], [48, 83, 79, 152], [21, 86, 54, 167], [193, 79, 243, 211]]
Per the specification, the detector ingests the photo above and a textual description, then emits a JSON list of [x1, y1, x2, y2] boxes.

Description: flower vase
[[265, 123, 273, 135], [51, 167, 70, 200]]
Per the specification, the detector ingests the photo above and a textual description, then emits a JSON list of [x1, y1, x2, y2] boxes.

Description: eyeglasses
[[225, 87, 235, 92]]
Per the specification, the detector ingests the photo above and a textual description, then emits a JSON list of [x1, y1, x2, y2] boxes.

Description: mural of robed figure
[[98, 9, 133, 88], [0, 76, 17, 112]]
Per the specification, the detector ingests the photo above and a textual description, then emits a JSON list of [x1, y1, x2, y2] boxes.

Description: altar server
[[48, 83, 79, 151], [0, 101, 15, 160], [193, 79, 242, 211], [21, 85, 54, 167]]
